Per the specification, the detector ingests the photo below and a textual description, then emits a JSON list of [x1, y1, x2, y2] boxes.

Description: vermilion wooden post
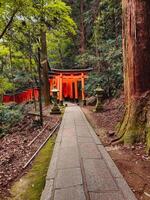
[[81, 73, 86, 105], [69, 79, 72, 99], [57, 75, 60, 102], [50, 80, 52, 96], [75, 79, 78, 102], [60, 73, 63, 105]]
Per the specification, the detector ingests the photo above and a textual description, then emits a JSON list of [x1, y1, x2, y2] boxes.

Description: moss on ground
[[9, 135, 56, 200]]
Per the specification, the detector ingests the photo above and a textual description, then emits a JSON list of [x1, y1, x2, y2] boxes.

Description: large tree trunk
[[79, 0, 85, 54], [118, 0, 150, 152], [40, 31, 50, 106]]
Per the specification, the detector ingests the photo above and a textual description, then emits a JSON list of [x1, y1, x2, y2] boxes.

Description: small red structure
[[49, 68, 92, 104], [3, 88, 39, 104]]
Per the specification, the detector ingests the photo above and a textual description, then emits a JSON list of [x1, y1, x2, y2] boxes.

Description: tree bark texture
[[79, 0, 85, 54], [92, 0, 100, 24], [41, 31, 50, 106], [118, 0, 150, 152]]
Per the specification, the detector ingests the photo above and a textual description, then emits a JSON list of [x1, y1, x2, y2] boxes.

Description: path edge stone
[[40, 123, 63, 200]]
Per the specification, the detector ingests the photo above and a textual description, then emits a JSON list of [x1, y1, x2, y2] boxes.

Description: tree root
[[116, 92, 150, 149], [110, 133, 125, 145]]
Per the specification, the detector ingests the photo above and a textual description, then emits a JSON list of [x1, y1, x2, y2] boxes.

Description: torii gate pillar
[[81, 73, 86, 105], [75, 80, 78, 102], [59, 73, 63, 106]]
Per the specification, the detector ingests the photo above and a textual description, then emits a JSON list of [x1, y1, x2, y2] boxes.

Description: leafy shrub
[[0, 76, 14, 103], [0, 104, 23, 137], [85, 69, 123, 98]]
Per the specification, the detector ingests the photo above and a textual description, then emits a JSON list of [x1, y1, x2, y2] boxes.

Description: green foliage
[[74, 0, 123, 97], [94, 0, 122, 41], [0, 104, 23, 137], [0, 0, 122, 99], [47, 30, 76, 68], [79, 35, 123, 97], [0, 0, 33, 36], [0, 76, 13, 95], [0, 44, 9, 57], [85, 67, 122, 98], [0, 0, 76, 92], [0, 105, 22, 125]]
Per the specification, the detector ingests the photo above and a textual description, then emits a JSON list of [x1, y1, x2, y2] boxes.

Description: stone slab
[[54, 186, 86, 200], [46, 153, 58, 179], [63, 125, 75, 129], [88, 127, 102, 145], [61, 128, 76, 137], [76, 129, 92, 138], [75, 122, 87, 126], [40, 179, 54, 200], [55, 127, 63, 143], [57, 146, 80, 169], [60, 136, 77, 148], [55, 168, 83, 189], [83, 159, 118, 192], [78, 137, 94, 143], [116, 178, 137, 200], [59, 146, 78, 156], [63, 121, 75, 125], [60, 128, 76, 147], [79, 108, 102, 145], [76, 124, 89, 129], [98, 145, 123, 178], [79, 143, 101, 159], [46, 142, 60, 179], [90, 192, 125, 200]]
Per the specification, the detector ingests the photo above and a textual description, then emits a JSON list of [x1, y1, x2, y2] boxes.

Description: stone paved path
[[41, 105, 137, 200]]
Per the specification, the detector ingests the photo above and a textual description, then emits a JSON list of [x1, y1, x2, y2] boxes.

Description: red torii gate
[[49, 68, 92, 104]]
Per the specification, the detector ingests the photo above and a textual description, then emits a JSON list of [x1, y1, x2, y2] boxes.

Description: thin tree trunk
[[40, 30, 50, 106], [0, 59, 4, 73], [92, 0, 100, 23], [118, 0, 150, 153], [94, 29, 101, 71], [29, 31, 37, 111], [79, 0, 85, 54], [0, 95, 3, 104], [113, 9, 118, 48], [38, 48, 43, 126], [9, 43, 15, 102], [58, 43, 63, 68]]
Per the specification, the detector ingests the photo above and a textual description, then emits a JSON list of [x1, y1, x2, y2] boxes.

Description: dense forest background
[[65, 0, 123, 98], [0, 0, 123, 99]]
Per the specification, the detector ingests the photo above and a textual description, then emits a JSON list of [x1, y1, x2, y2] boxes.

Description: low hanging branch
[[0, 9, 18, 39]]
